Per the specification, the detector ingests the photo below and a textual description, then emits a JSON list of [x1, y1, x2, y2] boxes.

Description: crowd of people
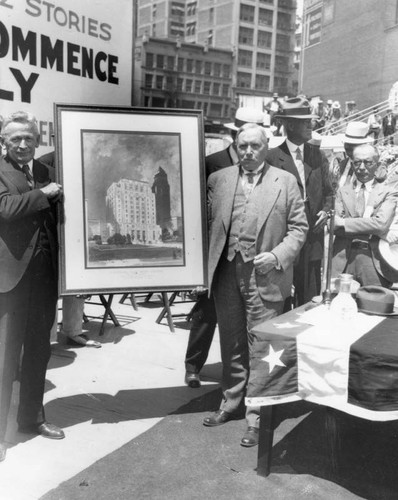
[[1, 96, 398, 463]]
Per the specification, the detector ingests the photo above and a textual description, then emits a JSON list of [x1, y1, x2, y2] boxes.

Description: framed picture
[[55, 104, 207, 295]]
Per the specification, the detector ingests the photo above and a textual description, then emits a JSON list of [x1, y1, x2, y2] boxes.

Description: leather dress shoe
[[240, 426, 259, 447], [185, 371, 201, 388], [203, 410, 239, 427], [19, 422, 65, 440], [0, 443, 6, 462]]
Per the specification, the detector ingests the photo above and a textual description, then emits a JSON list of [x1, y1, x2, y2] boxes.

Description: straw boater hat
[[343, 121, 373, 144], [356, 285, 398, 316], [224, 107, 264, 131], [275, 96, 318, 120], [308, 131, 322, 147]]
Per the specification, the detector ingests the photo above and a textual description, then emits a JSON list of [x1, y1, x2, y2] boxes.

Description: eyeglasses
[[352, 160, 376, 168]]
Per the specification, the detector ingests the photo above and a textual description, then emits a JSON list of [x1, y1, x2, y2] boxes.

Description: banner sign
[[0, 0, 133, 150]]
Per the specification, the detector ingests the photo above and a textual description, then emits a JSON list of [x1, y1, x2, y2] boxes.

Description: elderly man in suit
[[0, 111, 64, 461], [332, 143, 398, 286], [266, 96, 333, 306], [184, 107, 266, 389], [202, 123, 308, 447]]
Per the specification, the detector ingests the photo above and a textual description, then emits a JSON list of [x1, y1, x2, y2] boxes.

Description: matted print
[[55, 105, 207, 295]]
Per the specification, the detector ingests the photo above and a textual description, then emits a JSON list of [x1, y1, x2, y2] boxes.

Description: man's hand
[[40, 182, 63, 201], [313, 210, 328, 233], [333, 215, 345, 230], [189, 286, 208, 301], [253, 252, 277, 275], [386, 231, 398, 244]]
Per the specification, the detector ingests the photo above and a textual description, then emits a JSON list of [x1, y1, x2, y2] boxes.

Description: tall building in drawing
[[151, 166, 172, 235], [106, 178, 161, 244]]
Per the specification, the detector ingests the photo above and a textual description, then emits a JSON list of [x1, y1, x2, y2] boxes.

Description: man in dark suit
[[266, 96, 333, 306], [0, 111, 64, 461], [184, 107, 266, 388], [332, 143, 398, 286], [202, 123, 308, 447]]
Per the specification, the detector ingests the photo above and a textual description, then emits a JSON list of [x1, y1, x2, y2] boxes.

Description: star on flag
[[262, 345, 286, 373]]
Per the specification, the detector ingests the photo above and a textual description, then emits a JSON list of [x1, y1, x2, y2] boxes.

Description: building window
[[259, 8, 273, 26], [155, 75, 163, 89], [222, 84, 229, 97], [194, 80, 202, 93], [213, 82, 220, 96], [204, 61, 212, 75], [237, 72, 251, 88], [177, 57, 184, 72], [277, 12, 292, 31], [186, 59, 193, 72], [222, 64, 231, 78], [195, 60, 202, 74], [187, 22, 196, 35], [166, 75, 174, 88], [203, 102, 208, 115], [167, 55, 174, 70], [210, 103, 222, 116], [176, 78, 183, 91], [185, 79, 193, 92], [238, 27, 254, 45], [156, 54, 164, 69], [203, 81, 211, 94], [238, 49, 253, 68], [240, 4, 255, 23], [187, 2, 197, 16], [274, 77, 288, 92], [276, 34, 290, 51], [257, 30, 272, 48], [171, 2, 185, 16], [208, 29, 213, 46], [145, 74, 153, 88], [260, 0, 273, 3], [255, 74, 270, 90], [213, 63, 221, 77], [152, 24, 157, 37], [275, 55, 289, 72], [146, 53, 154, 68], [256, 52, 271, 70], [209, 7, 214, 23]]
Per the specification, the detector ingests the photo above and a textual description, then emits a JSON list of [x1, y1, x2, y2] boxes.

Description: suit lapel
[[221, 167, 239, 233], [256, 165, 280, 233], [0, 156, 30, 194], [340, 183, 357, 216], [276, 141, 304, 190]]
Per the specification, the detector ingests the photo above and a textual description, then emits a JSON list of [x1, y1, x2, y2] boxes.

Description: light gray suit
[[207, 163, 308, 426], [332, 180, 398, 285]]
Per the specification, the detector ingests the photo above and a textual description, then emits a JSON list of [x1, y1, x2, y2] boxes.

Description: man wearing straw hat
[[266, 96, 333, 306]]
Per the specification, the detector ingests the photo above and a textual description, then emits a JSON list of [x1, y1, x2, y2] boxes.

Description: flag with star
[[245, 305, 398, 421]]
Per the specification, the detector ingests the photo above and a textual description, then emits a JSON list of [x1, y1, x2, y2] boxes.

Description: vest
[[225, 175, 262, 262]]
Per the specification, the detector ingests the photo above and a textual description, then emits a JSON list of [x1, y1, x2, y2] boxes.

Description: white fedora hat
[[224, 107, 264, 131], [379, 239, 398, 272], [343, 121, 374, 144]]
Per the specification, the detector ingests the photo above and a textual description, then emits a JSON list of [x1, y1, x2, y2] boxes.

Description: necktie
[[244, 172, 256, 196], [294, 147, 306, 198], [22, 164, 34, 189], [295, 147, 303, 161], [355, 183, 366, 217]]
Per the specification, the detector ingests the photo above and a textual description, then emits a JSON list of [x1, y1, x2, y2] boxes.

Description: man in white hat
[[332, 143, 398, 286], [266, 96, 333, 306], [337, 121, 374, 187], [184, 106, 265, 388]]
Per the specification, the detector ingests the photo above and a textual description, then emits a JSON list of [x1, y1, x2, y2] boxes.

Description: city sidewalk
[[0, 294, 396, 500]]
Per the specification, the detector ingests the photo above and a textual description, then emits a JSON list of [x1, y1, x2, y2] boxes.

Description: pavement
[[0, 293, 396, 499]]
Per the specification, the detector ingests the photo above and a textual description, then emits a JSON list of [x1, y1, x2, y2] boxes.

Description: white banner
[[0, 0, 133, 152]]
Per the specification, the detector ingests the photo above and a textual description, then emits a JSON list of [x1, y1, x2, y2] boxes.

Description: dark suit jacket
[[205, 144, 238, 179], [266, 140, 332, 261], [207, 164, 308, 302], [382, 114, 397, 134], [0, 156, 58, 292], [332, 180, 398, 283]]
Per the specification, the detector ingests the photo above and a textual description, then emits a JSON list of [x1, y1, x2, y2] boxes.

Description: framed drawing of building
[[55, 104, 207, 295]]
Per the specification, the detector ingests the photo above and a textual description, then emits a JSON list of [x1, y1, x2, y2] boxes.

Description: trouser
[[0, 252, 57, 438], [61, 295, 86, 338], [213, 254, 283, 428], [343, 246, 390, 287]]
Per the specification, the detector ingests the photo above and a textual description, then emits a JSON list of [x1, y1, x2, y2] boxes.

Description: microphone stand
[[323, 185, 337, 306]]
